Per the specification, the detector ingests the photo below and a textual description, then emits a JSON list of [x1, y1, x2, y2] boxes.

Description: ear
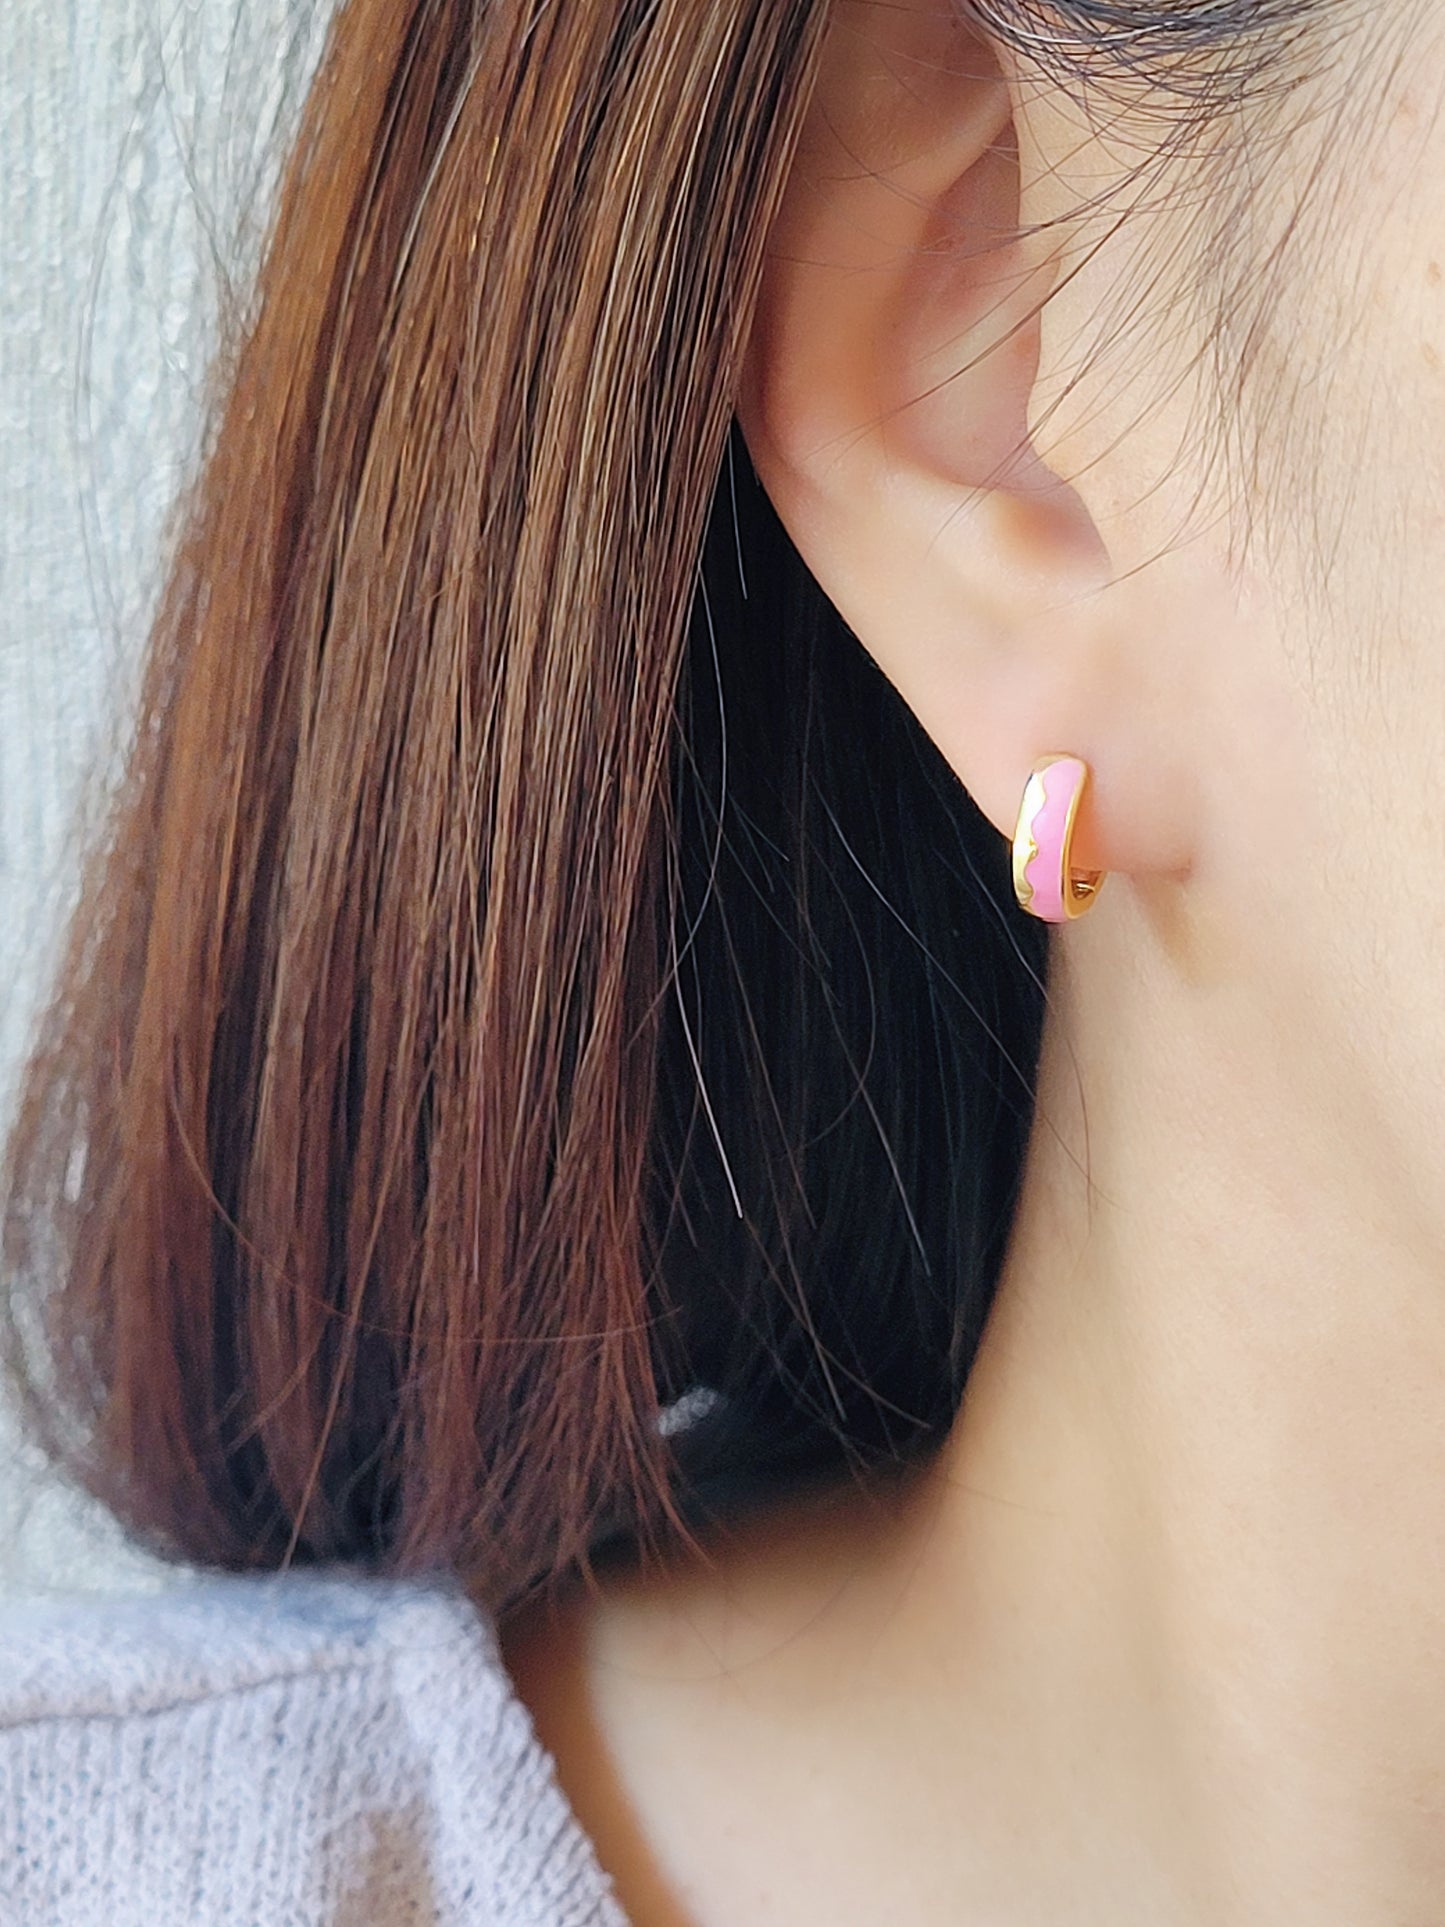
[[736, 0, 1196, 889]]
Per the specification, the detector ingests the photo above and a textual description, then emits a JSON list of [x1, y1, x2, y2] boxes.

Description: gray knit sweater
[[0, 1571, 630, 1925]]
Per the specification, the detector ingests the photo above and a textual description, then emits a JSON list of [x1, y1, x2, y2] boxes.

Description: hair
[[2, 0, 1329, 1620]]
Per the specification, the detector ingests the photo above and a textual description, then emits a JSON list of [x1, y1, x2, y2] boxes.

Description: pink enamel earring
[[1011, 754, 1106, 923]]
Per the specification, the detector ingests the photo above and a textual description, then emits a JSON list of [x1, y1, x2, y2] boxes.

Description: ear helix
[[1011, 755, 1106, 923]]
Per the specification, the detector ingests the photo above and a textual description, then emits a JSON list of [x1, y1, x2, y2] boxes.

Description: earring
[[1011, 754, 1106, 923]]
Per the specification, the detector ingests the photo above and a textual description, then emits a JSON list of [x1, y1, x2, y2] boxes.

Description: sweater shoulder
[[0, 1568, 493, 1728], [0, 1571, 629, 1925]]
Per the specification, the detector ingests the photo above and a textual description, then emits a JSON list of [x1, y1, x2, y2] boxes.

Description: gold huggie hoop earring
[[1011, 754, 1106, 923]]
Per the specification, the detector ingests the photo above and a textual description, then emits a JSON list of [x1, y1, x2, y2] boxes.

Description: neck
[[928, 897, 1445, 1922], [505, 878, 1445, 1927]]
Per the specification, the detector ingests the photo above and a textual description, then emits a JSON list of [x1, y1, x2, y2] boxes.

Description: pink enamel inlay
[[1023, 757, 1087, 924]]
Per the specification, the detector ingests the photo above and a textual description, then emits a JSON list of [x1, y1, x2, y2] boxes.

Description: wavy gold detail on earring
[[1011, 756, 1107, 922], [1010, 769, 1050, 914]]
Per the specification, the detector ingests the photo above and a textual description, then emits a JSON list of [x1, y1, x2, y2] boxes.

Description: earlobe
[[736, 0, 1118, 856]]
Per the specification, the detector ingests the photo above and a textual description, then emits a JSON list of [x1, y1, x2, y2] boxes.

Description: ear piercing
[[1011, 754, 1106, 923]]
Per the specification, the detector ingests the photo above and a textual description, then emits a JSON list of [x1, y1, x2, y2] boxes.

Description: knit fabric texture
[[0, 1570, 630, 1925]]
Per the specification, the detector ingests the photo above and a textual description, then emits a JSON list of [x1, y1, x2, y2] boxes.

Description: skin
[[499, 2, 1445, 1919]]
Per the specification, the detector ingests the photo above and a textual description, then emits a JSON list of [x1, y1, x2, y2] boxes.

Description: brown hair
[[2, 0, 1319, 1618]]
